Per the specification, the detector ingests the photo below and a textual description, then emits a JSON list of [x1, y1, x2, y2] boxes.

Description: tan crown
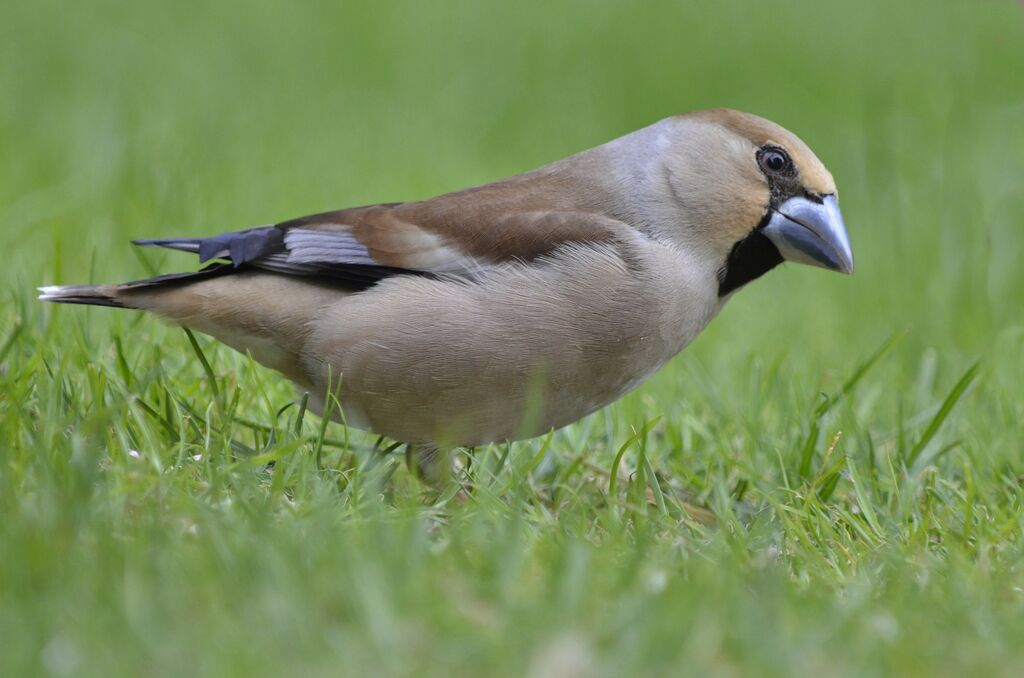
[[686, 109, 836, 196]]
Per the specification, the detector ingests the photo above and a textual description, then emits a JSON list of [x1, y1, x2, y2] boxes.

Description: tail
[[38, 261, 345, 386], [38, 283, 127, 308], [38, 265, 234, 309]]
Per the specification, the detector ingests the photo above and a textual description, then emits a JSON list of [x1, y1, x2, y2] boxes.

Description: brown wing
[[135, 178, 625, 285]]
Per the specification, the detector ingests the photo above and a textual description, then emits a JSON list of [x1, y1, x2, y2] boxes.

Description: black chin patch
[[717, 228, 784, 297]]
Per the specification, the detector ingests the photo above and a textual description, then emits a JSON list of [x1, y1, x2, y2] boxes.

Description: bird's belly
[[327, 340, 676, 446], [302, 245, 719, 447]]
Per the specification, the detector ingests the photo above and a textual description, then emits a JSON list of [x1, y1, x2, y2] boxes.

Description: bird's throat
[[717, 229, 784, 297]]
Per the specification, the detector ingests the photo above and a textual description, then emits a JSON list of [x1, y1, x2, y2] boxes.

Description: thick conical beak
[[762, 194, 854, 274]]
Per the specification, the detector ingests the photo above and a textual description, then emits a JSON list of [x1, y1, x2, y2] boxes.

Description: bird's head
[[651, 109, 853, 297]]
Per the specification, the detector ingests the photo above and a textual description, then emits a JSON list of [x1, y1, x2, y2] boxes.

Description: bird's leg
[[405, 444, 453, 486]]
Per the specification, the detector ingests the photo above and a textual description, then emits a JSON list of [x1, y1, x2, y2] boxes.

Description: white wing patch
[[283, 226, 490, 277], [284, 229, 378, 266]]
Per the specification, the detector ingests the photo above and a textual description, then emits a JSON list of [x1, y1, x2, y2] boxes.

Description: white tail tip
[[37, 285, 68, 301]]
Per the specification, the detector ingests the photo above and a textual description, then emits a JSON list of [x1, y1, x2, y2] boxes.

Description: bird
[[39, 108, 853, 481]]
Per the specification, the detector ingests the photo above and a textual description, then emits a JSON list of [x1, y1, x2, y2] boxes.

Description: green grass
[[3, 1, 1024, 675]]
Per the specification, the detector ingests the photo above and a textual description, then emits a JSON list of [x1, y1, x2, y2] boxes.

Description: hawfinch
[[40, 109, 853, 479]]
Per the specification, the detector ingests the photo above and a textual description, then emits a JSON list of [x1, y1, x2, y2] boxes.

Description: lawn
[[2, 1, 1023, 675]]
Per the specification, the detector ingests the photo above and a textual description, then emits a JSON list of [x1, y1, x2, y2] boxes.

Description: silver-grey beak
[[762, 194, 854, 274]]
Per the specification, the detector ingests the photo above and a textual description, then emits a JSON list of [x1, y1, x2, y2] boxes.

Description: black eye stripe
[[756, 145, 795, 176], [756, 145, 802, 209]]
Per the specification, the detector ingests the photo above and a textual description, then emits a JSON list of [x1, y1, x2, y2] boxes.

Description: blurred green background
[[2, 1, 1023, 676], [5, 0, 1023, 365]]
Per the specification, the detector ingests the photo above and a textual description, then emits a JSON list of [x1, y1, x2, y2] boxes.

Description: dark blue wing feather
[[133, 225, 424, 290]]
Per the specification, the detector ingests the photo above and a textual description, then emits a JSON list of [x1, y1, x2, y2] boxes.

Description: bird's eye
[[758, 147, 792, 174]]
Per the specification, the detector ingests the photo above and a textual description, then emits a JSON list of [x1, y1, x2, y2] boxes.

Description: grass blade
[[640, 452, 667, 515], [608, 417, 661, 501], [183, 328, 221, 410], [906, 361, 980, 466], [0, 320, 24, 363], [799, 331, 904, 480], [817, 330, 905, 418]]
